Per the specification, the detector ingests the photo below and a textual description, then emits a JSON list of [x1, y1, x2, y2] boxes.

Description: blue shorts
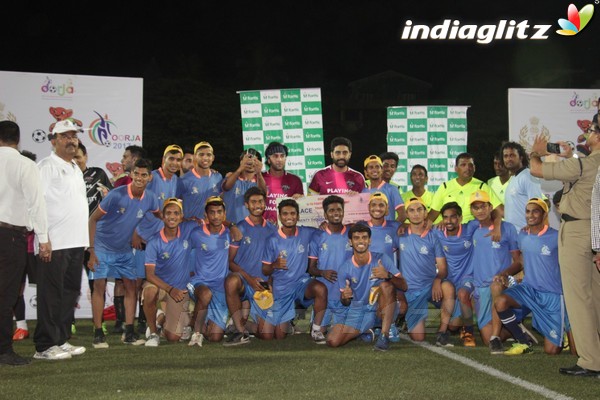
[[258, 277, 313, 326], [187, 280, 229, 330], [503, 283, 569, 347], [91, 250, 135, 280], [473, 286, 493, 329], [405, 284, 441, 332], [320, 300, 347, 327], [133, 248, 146, 279], [333, 301, 376, 333], [450, 279, 475, 320]]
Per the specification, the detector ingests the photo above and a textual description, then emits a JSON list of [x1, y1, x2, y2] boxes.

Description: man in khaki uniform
[[530, 126, 600, 377]]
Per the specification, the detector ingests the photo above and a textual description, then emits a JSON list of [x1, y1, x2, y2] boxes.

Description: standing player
[[88, 159, 161, 348], [402, 164, 434, 212], [359, 192, 399, 261], [309, 137, 365, 195], [114, 145, 146, 187], [362, 155, 405, 222], [397, 198, 454, 346], [221, 148, 267, 224], [187, 197, 232, 346], [224, 187, 277, 346], [501, 141, 544, 232], [435, 202, 476, 347], [142, 198, 197, 347], [259, 199, 328, 343], [326, 224, 406, 351], [495, 198, 573, 355], [180, 150, 194, 175], [468, 190, 522, 354], [177, 141, 223, 220], [308, 195, 353, 333], [262, 142, 304, 225], [487, 151, 511, 203]]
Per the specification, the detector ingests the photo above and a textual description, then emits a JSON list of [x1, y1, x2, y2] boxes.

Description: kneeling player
[[495, 198, 574, 355], [142, 198, 196, 346], [326, 224, 406, 351]]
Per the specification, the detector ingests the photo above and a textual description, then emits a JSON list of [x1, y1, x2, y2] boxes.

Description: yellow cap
[[404, 197, 427, 209], [205, 196, 225, 206], [163, 144, 184, 157], [364, 155, 383, 168], [527, 197, 549, 213], [469, 190, 490, 205], [369, 191, 388, 205], [162, 197, 183, 212], [194, 141, 213, 154], [253, 290, 274, 310]]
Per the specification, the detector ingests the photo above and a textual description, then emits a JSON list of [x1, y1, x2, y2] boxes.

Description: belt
[[0, 221, 28, 234], [561, 213, 580, 222]]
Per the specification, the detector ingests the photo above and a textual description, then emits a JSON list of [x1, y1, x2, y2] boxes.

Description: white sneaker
[[33, 345, 72, 360], [180, 326, 192, 341], [145, 333, 160, 347], [59, 342, 86, 356], [188, 332, 204, 347], [311, 330, 327, 344]]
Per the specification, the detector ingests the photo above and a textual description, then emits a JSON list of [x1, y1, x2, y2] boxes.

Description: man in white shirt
[[34, 120, 89, 361], [0, 121, 49, 366]]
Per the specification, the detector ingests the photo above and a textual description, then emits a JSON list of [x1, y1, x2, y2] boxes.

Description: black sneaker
[[223, 332, 250, 347], [0, 350, 30, 366], [93, 334, 109, 349], [436, 331, 454, 347], [489, 337, 504, 354], [122, 332, 145, 346], [112, 321, 124, 334]]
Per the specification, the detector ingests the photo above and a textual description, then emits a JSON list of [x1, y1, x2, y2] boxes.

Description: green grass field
[[3, 317, 597, 400]]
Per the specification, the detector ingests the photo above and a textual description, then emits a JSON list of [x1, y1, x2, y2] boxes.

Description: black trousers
[[0, 227, 27, 354], [34, 247, 84, 352]]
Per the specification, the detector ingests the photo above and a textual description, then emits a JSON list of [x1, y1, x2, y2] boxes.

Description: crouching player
[[495, 198, 574, 355], [187, 196, 233, 346], [142, 198, 197, 346], [260, 199, 328, 343], [326, 224, 407, 351]]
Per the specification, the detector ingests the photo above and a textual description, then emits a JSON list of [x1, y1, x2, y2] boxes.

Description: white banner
[[0, 70, 143, 181], [508, 88, 600, 229]]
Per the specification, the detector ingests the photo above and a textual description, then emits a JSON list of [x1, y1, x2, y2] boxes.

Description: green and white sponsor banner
[[238, 88, 326, 192], [387, 106, 469, 192]]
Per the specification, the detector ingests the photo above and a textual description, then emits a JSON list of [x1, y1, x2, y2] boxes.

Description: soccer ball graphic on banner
[[31, 129, 47, 143]]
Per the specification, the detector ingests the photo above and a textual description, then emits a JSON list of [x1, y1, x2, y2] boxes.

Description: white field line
[[409, 339, 574, 400]]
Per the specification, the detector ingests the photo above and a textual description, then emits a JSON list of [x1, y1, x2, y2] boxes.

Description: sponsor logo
[[40, 76, 75, 97]]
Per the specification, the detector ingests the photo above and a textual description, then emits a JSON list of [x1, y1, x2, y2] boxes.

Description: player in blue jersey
[[495, 198, 574, 355], [221, 148, 267, 224], [176, 141, 223, 220], [435, 202, 476, 347], [362, 155, 406, 222], [132, 144, 183, 335], [187, 196, 232, 346], [224, 187, 276, 346], [326, 224, 406, 351], [397, 197, 454, 346], [358, 192, 400, 261], [308, 195, 353, 334], [142, 198, 198, 346], [260, 199, 328, 343], [88, 159, 161, 348], [467, 190, 522, 354]]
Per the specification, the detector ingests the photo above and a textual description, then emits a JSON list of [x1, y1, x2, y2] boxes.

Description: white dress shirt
[[0, 146, 48, 242], [37, 152, 89, 250]]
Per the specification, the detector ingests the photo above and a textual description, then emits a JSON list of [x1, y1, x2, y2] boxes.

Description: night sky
[[1, 1, 598, 177]]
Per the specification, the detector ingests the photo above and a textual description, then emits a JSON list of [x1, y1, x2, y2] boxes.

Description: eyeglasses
[[586, 126, 600, 134]]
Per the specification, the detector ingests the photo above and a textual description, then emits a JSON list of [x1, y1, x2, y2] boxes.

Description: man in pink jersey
[[308, 137, 365, 195], [262, 142, 304, 225]]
